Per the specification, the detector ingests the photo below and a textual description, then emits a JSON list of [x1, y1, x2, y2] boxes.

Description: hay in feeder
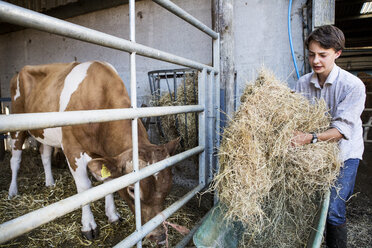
[[0, 149, 211, 247], [213, 69, 342, 247], [156, 73, 198, 151]]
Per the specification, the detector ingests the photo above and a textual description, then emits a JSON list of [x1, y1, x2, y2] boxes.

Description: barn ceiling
[[335, 0, 372, 48]]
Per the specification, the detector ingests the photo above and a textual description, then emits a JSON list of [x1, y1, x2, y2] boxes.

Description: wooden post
[[312, 0, 335, 29], [212, 0, 235, 118]]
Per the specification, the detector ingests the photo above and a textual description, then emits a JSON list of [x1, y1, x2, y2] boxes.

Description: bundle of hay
[[213, 69, 342, 247], [156, 73, 198, 151]]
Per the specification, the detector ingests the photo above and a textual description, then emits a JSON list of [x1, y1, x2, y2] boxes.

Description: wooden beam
[[212, 0, 235, 117], [312, 0, 335, 28]]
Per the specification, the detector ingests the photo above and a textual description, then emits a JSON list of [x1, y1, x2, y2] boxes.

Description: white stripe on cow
[[33, 127, 62, 148], [68, 152, 97, 232], [60, 62, 93, 112], [14, 75, 21, 101], [74, 152, 93, 172]]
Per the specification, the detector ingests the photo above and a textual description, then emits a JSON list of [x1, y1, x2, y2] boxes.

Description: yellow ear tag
[[101, 164, 111, 179]]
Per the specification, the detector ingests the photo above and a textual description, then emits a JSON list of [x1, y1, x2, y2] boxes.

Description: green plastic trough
[[193, 190, 330, 247]]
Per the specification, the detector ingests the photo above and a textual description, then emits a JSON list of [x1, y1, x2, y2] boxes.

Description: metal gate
[[0, 0, 220, 247]]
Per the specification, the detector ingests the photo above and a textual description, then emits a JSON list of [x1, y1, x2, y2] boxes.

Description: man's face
[[308, 40, 342, 81]]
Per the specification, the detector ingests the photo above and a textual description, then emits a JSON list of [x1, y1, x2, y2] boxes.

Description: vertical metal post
[[129, 0, 142, 247], [213, 33, 220, 204], [198, 69, 207, 186], [207, 71, 215, 184]]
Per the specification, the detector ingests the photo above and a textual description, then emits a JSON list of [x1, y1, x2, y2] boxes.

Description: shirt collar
[[310, 64, 340, 89]]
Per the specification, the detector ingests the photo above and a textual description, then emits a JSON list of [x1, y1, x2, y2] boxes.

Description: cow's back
[[11, 62, 79, 114]]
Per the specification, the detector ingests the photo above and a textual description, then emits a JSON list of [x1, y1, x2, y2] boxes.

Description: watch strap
[[310, 132, 318, 143]]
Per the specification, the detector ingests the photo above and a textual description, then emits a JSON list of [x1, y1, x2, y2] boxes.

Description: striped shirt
[[295, 64, 366, 161]]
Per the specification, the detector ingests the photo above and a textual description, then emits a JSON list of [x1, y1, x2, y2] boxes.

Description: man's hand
[[290, 128, 343, 147], [290, 131, 312, 147]]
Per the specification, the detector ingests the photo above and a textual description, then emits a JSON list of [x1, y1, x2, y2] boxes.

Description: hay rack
[[148, 68, 198, 149]]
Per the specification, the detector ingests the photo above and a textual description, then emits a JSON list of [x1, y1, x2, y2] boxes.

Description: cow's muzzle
[[145, 228, 166, 244]]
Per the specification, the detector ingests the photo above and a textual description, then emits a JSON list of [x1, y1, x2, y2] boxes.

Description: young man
[[291, 25, 366, 247]]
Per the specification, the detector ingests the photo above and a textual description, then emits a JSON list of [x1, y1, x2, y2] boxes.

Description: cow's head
[[87, 138, 180, 243]]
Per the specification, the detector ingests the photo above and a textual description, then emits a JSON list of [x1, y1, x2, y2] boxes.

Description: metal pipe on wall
[[0, 1, 216, 73], [0, 105, 203, 133], [0, 146, 204, 244]]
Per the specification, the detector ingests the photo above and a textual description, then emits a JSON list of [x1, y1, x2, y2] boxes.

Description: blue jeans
[[327, 158, 360, 226]]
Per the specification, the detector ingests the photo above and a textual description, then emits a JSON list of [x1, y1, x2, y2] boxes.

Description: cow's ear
[[116, 149, 133, 174], [87, 158, 120, 180], [164, 137, 180, 155]]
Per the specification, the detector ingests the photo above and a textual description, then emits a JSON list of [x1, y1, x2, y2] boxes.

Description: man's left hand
[[290, 131, 312, 147]]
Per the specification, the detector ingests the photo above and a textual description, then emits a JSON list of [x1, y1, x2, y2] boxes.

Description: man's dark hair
[[305, 25, 345, 51]]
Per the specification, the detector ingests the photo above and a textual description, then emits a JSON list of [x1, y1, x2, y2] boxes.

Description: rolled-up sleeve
[[330, 84, 366, 140]]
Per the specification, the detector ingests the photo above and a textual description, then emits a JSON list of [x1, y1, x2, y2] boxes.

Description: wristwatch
[[310, 132, 318, 144]]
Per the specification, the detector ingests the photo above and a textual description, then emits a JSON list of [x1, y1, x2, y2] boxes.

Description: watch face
[[311, 133, 317, 143]]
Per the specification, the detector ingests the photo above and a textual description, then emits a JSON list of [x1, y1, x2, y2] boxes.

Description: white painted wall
[[234, 0, 307, 103], [0, 0, 212, 105]]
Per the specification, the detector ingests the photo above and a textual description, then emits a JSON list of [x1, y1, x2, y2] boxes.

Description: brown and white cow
[[8, 61, 179, 241]]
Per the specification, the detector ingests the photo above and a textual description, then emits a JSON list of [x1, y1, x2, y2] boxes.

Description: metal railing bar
[[174, 207, 212, 248], [149, 68, 195, 74], [0, 105, 204, 133], [0, 146, 204, 244], [152, 0, 218, 40], [213, 36, 221, 205], [198, 69, 207, 186], [207, 72, 215, 184], [113, 183, 204, 247], [129, 0, 142, 246], [0, 1, 217, 73]]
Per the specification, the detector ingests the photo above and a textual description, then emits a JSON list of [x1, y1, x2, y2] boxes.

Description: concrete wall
[[234, 0, 307, 104], [0, 0, 212, 105]]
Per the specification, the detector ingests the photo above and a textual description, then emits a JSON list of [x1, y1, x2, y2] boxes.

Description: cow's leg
[[104, 192, 121, 223], [64, 149, 99, 240], [9, 131, 27, 198], [39, 144, 55, 187]]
